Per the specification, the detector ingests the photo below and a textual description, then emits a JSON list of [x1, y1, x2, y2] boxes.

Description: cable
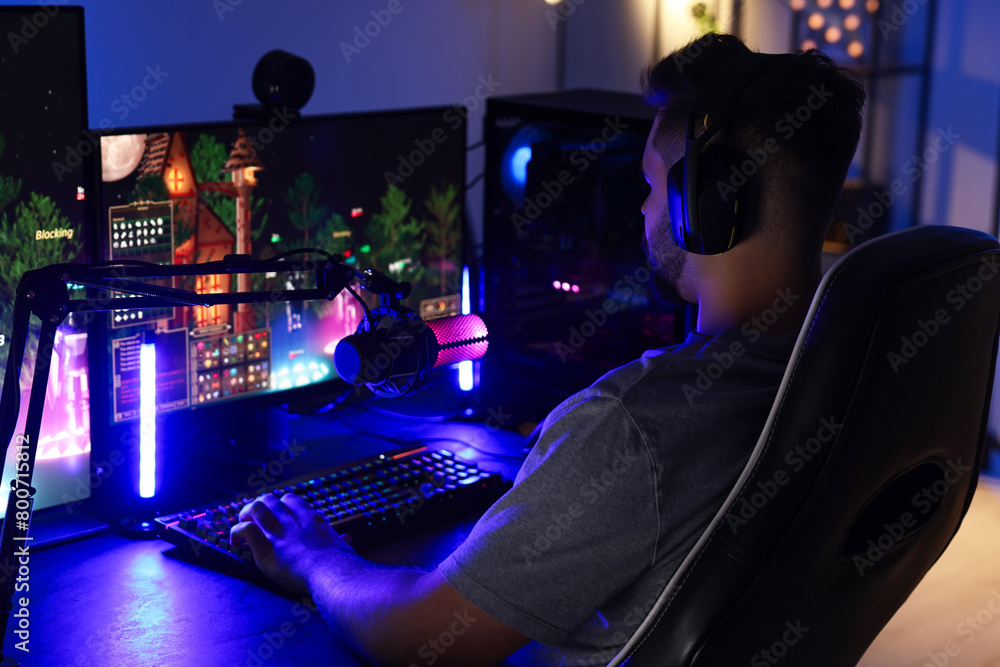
[[269, 247, 337, 263], [266, 247, 372, 323], [466, 140, 484, 151], [343, 283, 371, 323], [466, 172, 485, 189], [278, 383, 370, 417]]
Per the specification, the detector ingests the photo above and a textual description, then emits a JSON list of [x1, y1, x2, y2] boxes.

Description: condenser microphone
[[333, 308, 489, 397]]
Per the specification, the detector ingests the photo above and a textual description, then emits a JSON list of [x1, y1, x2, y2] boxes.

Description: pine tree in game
[[423, 183, 460, 296], [368, 184, 425, 288]]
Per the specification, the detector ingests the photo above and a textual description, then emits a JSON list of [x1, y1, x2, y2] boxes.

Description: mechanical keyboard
[[155, 445, 512, 575]]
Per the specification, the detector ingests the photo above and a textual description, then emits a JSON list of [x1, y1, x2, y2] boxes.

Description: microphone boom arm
[[0, 250, 403, 665]]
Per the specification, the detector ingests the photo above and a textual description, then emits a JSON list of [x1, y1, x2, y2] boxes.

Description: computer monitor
[[0, 6, 92, 518], [91, 108, 466, 506]]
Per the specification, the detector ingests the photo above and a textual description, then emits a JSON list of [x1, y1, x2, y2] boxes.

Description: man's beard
[[641, 213, 691, 307]]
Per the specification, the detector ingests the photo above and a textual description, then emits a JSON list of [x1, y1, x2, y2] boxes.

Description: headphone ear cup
[[695, 149, 746, 253], [666, 158, 690, 251]]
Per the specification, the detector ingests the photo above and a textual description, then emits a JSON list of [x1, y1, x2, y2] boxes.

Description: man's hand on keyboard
[[231, 492, 354, 596]]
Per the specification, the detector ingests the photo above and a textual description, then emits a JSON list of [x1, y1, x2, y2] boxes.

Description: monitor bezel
[[0, 5, 95, 520]]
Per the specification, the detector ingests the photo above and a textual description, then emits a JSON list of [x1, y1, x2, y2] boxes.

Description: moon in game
[[101, 134, 147, 182]]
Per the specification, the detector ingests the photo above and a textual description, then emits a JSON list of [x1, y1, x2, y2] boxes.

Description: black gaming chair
[[609, 225, 1000, 666]]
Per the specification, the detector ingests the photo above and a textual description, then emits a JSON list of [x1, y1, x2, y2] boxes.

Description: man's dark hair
[[641, 33, 866, 246]]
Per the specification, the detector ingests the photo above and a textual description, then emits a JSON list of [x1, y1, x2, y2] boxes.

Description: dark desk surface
[[7, 406, 558, 667]]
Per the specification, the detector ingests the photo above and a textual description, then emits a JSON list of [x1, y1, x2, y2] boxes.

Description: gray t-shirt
[[438, 327, 795, 666]]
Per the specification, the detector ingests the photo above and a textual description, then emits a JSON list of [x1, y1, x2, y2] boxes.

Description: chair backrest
[[610, 225, 1000, 667]]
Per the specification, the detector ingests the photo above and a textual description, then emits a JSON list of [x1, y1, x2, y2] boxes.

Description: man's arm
[[231, 492, 530, 667]]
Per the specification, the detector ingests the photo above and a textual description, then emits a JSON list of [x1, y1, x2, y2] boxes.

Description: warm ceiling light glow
[[544, 0, 563, 4], [847, 40, 865, 57], [817, 0, 833, 7], [866, 0, 879, 12], [801, 38, 819, 50], [844, 14, 861, 30], [839, 0, 856, 8], [825, 26, 843, 42], [808, 12, 825, 29], [790, 0, 807, 10]]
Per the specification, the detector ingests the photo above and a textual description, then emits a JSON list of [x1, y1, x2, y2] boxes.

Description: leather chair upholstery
[[609, 225, 1000, 666]]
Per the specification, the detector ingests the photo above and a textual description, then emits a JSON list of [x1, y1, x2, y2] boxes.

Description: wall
[[564, 0, 741, 93], [921, 0, 1000, 235], [919, 0, 1000, 450], [3, 0, 566, 249]]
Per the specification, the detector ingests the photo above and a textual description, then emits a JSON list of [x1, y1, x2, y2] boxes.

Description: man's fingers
[[230, 520, 271, 560], [242, 497, 286, 537], [280, 492, 324, 526]]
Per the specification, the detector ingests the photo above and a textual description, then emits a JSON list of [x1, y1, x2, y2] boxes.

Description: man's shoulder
[[568, 328, 796, 411]]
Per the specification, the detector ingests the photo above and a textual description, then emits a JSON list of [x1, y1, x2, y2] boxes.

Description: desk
[[7, 407, 558, 666]]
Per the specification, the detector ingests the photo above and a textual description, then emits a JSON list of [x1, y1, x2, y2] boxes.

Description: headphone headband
[[690, 53, 790, 118]]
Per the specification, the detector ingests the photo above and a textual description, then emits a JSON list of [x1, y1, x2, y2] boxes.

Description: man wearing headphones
[[232, 33, 866, 667]]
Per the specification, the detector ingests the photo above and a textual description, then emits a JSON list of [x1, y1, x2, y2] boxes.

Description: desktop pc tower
[[480, 89, 692, 426]]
